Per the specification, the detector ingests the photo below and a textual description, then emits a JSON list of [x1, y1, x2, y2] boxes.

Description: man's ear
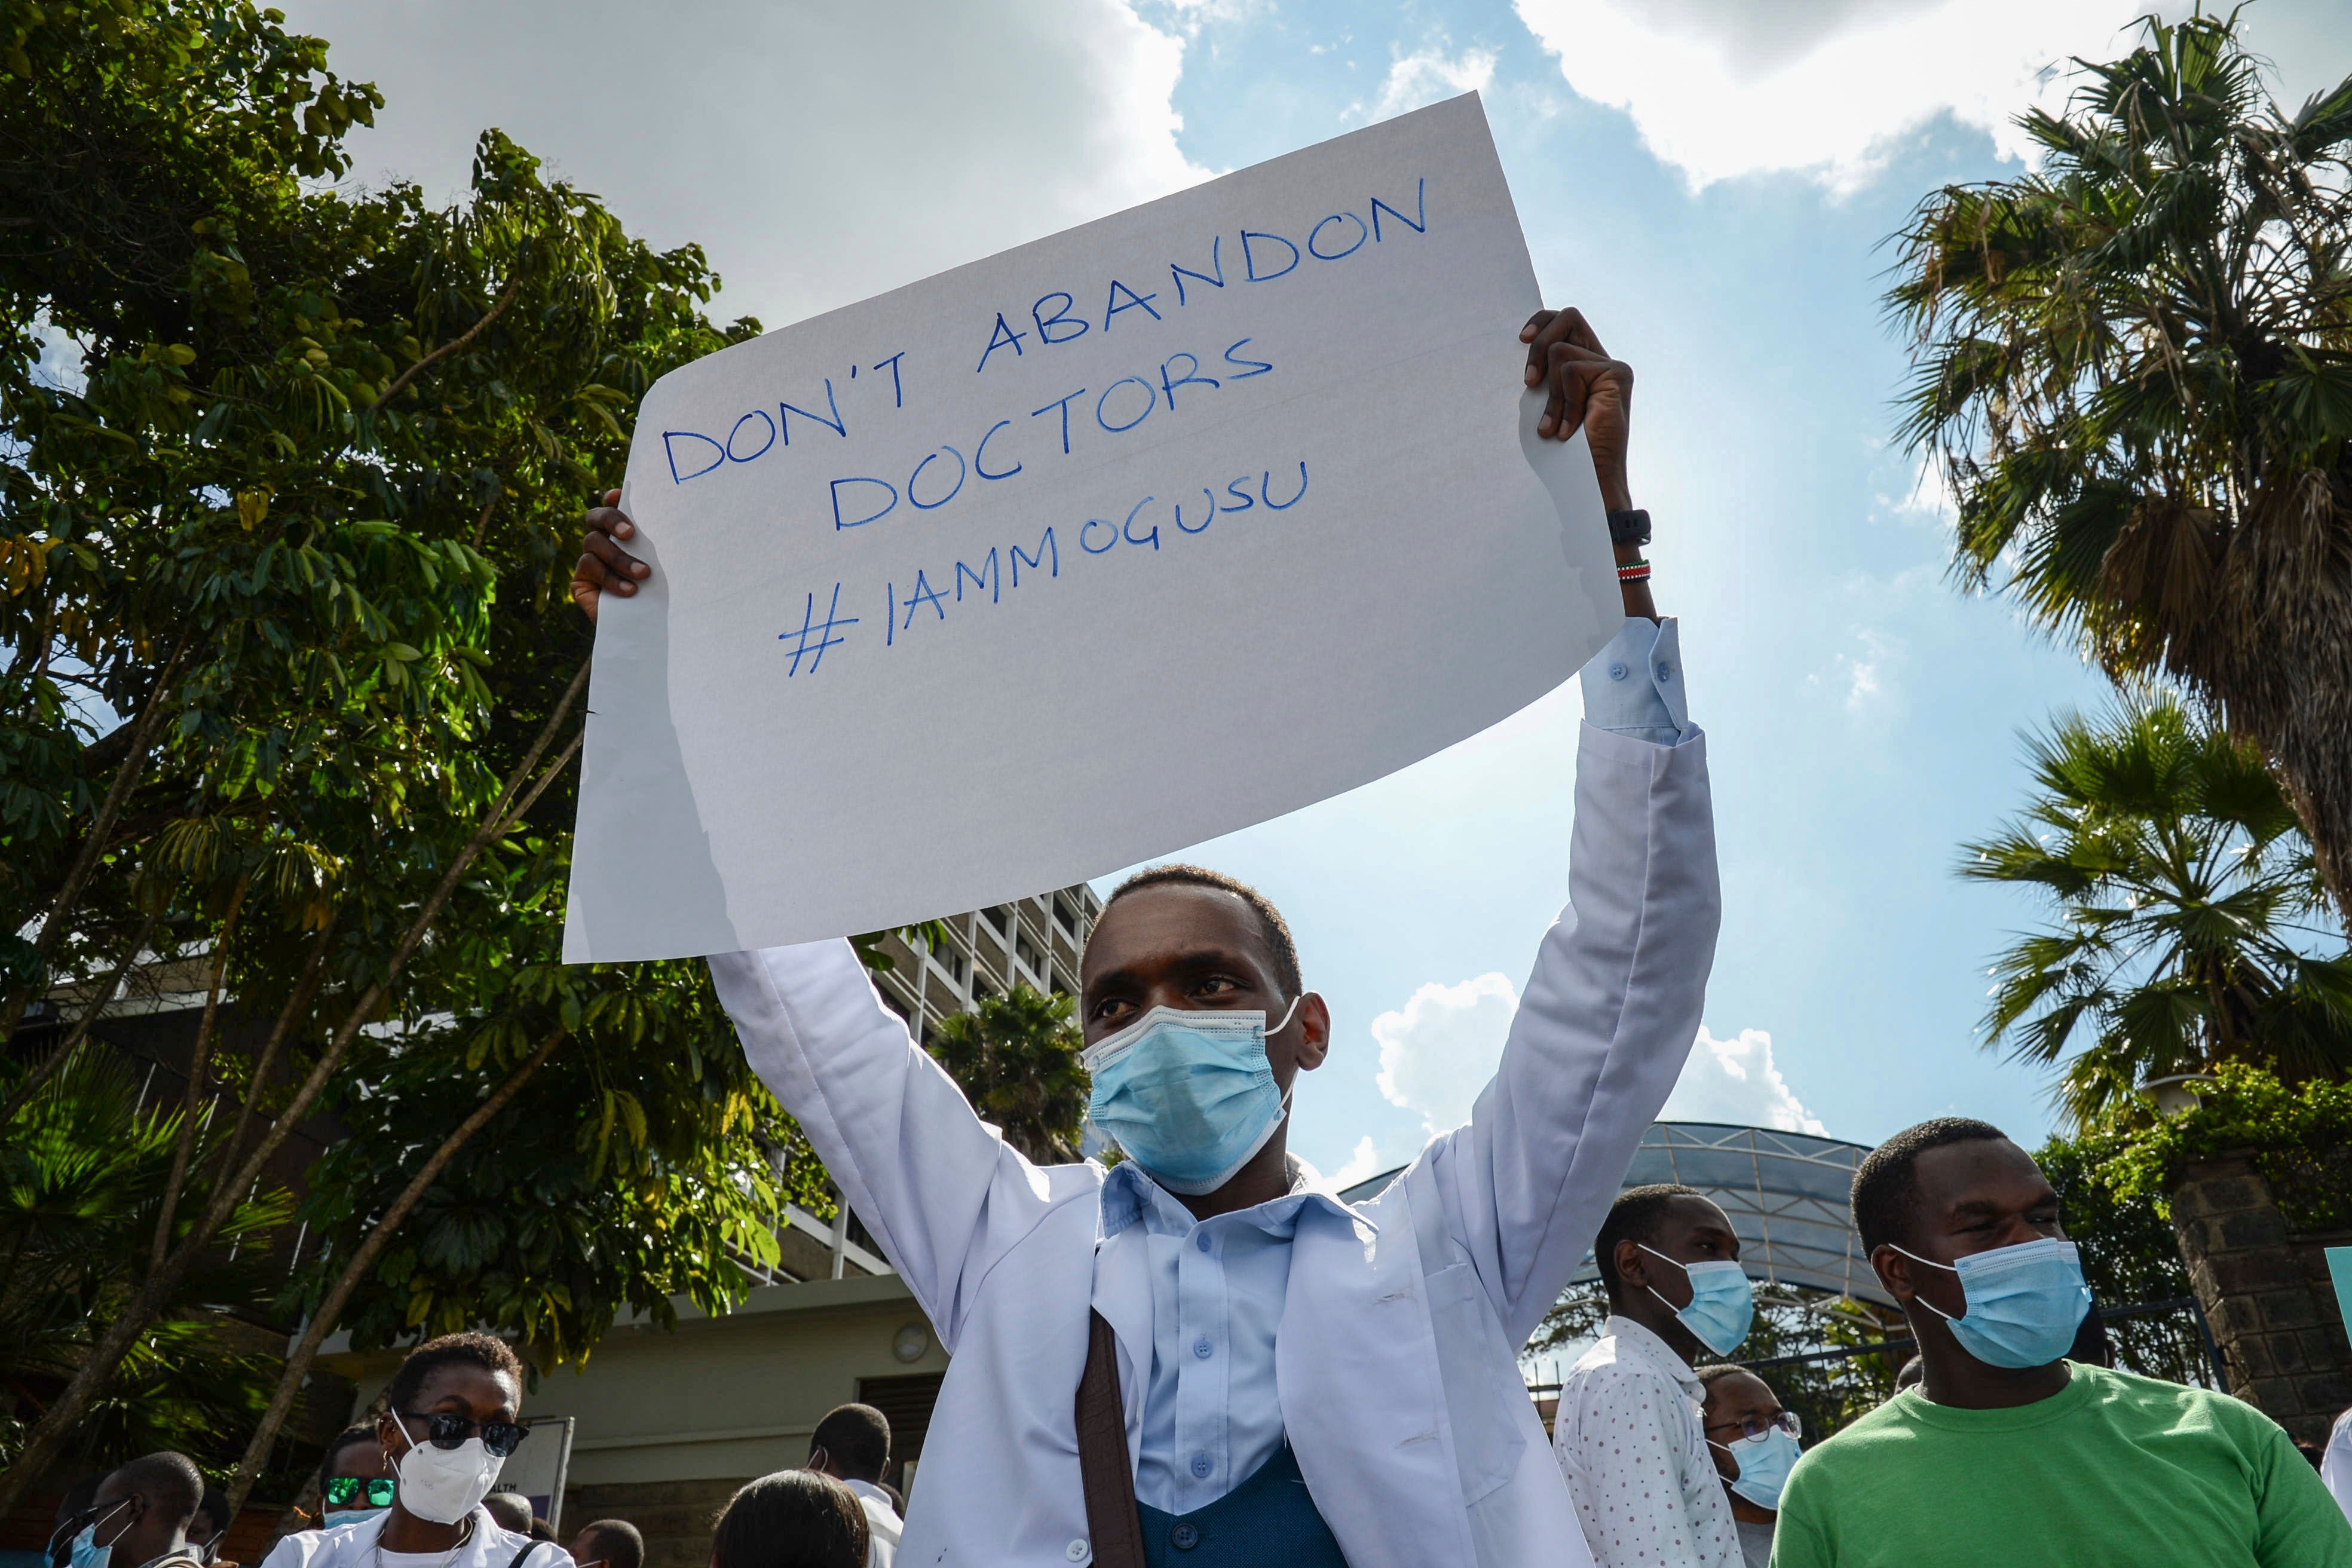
[[1870, 1244, 1913, 1304], [1292, 993, 1332, 1071], [1613, 1238, 1649, 1294]]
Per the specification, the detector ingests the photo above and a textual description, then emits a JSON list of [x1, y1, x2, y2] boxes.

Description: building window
[[981, 905, 1010, 937]]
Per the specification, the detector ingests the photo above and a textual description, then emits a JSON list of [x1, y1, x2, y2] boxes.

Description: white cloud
[[1662, 1027, 1828, 1134], [1373, 972, 1518, 1135], [1327, 1134, 1388, 1189], [1512, 0, 2153, 192], [277, 0, 1211, 327], [1352, 43, 1499, 125], [1808, 624, 1906, 716]]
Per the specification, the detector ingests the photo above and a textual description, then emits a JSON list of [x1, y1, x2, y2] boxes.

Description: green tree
[[925, 984, 1091, 1164], [1964, 698, 2352, 1125], [2031, 1132, 2212, 1386], [1887, 13, 2352, 924], [0, 1046, 289, 1470], [0, 0, 769, 1513]]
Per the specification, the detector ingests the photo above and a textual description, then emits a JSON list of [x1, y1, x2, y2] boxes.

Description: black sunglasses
[[399, 1411, 531, 1458], [324, 1477, 399, 1508]]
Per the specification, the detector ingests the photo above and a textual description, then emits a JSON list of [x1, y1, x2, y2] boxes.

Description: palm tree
[[0, 1045, 288, 1468], [925, 985, 1090, 1165], [1964, 698, 2352, 1126], [1888, 14, 2352, 926]]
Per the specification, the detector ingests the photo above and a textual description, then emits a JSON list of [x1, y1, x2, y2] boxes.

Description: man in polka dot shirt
[[1554, 1184, 1749, 1568]]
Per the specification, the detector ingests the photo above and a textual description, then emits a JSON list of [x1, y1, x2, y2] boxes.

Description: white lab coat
[[709, 719, 1719, 1568]]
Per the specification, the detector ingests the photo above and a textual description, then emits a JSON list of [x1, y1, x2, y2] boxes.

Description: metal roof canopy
[[1339, 1120, 1894, 1309]]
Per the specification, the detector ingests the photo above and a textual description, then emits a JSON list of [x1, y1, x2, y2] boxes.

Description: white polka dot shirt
[[1553, 1314, 1742, 1568]]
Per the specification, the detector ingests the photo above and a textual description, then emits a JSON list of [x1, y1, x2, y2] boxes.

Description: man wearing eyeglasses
[[1696, 1366, 1799, 1568], [258, 1333, 571, 1568]]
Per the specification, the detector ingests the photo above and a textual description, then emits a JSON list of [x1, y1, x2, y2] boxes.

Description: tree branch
[[372, 274, 524, 410], [152, 871, 251, 1273], [1, 636, 188, 1045], [0, 911, 163, 1129], [221, 1027, 566, 1516], [211, 914, 339, 1185]]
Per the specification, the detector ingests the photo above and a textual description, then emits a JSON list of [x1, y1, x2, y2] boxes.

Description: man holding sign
[[574, 301, 1715, 1568]]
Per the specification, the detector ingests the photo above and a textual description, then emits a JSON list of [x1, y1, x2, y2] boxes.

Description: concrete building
[[316, 883, 1102, 1568]]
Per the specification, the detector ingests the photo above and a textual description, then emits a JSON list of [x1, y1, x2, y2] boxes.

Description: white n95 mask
[[388, 1422, 505, 1524]]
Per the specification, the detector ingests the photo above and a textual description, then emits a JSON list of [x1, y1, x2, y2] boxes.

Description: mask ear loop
[[1885, 1243, 1962, 1321], [1266, 995, 1304, 1120], [1636, 1242, 1695, 1319]]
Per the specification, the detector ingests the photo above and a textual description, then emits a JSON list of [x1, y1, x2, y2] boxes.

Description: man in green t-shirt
[[1771, 1117, 2352, 1568]]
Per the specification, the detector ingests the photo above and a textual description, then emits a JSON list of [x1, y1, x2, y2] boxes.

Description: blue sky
[[278, 0, 2341, 1178]]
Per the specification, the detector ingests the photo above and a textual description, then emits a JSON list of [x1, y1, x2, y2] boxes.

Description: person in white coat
[[258, 1334, 572, 1568], [572, 305, 1720, 1568]]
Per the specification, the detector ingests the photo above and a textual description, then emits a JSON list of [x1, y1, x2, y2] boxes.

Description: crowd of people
[[41, 299, 2352, 1568], [44, 1334, 908, 1568], [1552, 1123, 2352, 1566]]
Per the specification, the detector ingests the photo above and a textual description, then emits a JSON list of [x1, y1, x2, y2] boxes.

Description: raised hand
[[1521, 307, 1635, 514], [571, 489, 650, 623]]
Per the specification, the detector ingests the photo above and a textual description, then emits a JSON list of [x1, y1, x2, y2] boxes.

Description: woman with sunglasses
[[1696, 1365, 1802, 1568], [259, 1333, 572, 1568]]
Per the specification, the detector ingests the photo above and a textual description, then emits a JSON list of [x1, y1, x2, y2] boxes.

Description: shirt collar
[[840, 1478, 898, 1517], [1603, 1313, 1704, 1393], [1098, 1158, 1365, 1242]]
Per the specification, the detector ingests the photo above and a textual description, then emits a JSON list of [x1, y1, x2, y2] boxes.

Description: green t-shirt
[[1770, 1363, 2352, 1568]]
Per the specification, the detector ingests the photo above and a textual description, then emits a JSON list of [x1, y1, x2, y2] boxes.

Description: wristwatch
[[1606, 508, 1651, 546]]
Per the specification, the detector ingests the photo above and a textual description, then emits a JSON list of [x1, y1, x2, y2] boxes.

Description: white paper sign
[[565, 93, 1620, 963]]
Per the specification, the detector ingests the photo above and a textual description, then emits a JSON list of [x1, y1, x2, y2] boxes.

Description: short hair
[[1894, 1355, 1925, 1390], [482, 1492, 534, 1535], [712, 1471, 867, 1568], [194, 1487, 230, 1538], [809, 1404, 890, 1483], [1851, 1117, 2011, 1254], [1693, 1364, 1749, 1386], [1593, 1183, 1702, 1304], [1097, 865, 1301, 997], [577, 1521, 644, 1568], [382, 1330, 524, 1415], [318, 1426, 379, 1489], [112, 1454, 203, 1527]]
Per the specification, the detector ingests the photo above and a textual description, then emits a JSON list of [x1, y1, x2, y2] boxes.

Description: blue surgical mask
[[1639, 1244, 1754, 1355], [65, 1503, 128, 1568], [1711, 1426, 1800, 1510], [1083, 1000, 1298, 1195], [1893, 1236, 2091, 1369], [323, 1511, 381, 1530]]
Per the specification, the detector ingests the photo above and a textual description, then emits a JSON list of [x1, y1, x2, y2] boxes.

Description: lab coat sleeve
[[1425, 616, 1720, 1346], [708, 941, 1074, 1349]]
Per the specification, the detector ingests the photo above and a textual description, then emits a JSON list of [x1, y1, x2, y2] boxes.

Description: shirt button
[[1195, 1233, 1211, 1252], [1656, 661, 1674, 681], [1607, 662, 1629, 681], [1065, 1542, 1089, 1562], [1193, 1337, 1212, 1359], [1171, 1524, 1200, 1551], [1190, 1451, 1212, 1477]]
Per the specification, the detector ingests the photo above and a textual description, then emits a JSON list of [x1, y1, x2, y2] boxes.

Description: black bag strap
[[1075, 1309, 1146, 1568], [504, 1540, 549, 1568]]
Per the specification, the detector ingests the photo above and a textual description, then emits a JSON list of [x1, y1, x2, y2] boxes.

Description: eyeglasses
[[1705, 1409, 1802, 1442], [398, 1411, 532, 1458], [324, 1477, 399, 1509]]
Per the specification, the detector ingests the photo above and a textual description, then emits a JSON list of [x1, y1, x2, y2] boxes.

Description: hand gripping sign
[[565, 93, 1622, 963]]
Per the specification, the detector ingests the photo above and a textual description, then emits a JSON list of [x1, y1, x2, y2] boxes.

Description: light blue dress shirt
[[1103, 617, 1693, 1514]]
